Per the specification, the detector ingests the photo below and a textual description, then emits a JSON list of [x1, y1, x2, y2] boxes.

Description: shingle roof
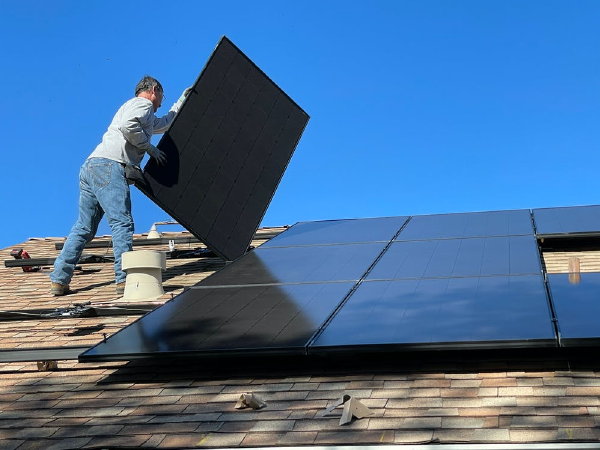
[[2, 228, 600, 448]]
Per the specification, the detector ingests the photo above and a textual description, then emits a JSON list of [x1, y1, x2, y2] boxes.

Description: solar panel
[[79, 207, 566, 363], [80, 282, 355, 360], [200, 243, 387, 286], [547, 273, 600, 346], [261, 216, 409, 248], [310, 275, 556, 351], [367, 236, 541, 280], [397, 210, 533, 241], [139, 36, 309, 261], [533, 205, 600, 237]]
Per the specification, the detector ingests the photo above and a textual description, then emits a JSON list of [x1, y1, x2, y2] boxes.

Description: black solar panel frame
[[139, 36, 309, 261]]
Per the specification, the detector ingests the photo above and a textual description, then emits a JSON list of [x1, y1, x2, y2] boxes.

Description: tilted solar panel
[[139, 36, 309, 261]]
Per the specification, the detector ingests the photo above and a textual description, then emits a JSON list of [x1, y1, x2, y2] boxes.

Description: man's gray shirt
[[88, 96, 182, 166]]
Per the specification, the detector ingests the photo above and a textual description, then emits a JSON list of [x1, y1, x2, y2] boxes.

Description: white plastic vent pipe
[[121, 250, 166, 300]]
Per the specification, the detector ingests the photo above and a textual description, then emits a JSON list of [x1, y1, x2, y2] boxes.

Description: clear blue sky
[[2, 1, 599, 250]]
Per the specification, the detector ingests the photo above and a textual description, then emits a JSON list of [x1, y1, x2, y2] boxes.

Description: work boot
[[115, 283, 125, 296], [51, 282, 70, 296]]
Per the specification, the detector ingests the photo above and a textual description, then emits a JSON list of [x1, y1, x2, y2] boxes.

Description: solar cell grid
[[261, 216, 409, 248], [80, 282, 356, 360], [311, 275, 555, 350], [199, 243, 387, 287], [367, 235, 541, 280], [397, 209, 533, 241]]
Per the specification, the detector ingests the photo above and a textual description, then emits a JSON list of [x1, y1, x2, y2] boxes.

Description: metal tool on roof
[[10, 248, 40, 272], [323, 394, 374, 425], [42, 303, 97, 318]]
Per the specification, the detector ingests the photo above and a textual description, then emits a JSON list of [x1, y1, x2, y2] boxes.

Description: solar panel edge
[[307, 338, 558, 355]]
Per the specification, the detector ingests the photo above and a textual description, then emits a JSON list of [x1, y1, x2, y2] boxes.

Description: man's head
[[135, 75, 164, 112]]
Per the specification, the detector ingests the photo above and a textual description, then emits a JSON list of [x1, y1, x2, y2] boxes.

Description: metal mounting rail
[[0, 303, 157, 322], [53, 231, 282, 250], [4, 248, 225, 268], [0, 346, 89, 362], [5, 254, 114, 268]]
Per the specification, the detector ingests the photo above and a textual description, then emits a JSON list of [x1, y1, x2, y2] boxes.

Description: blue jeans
[[50, 158, 134, 285]]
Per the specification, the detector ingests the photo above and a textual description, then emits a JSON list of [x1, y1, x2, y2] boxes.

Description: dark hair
[[135, 75, 163, 96]]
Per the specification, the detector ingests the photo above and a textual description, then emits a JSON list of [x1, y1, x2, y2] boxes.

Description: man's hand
[[170, 86, 194, 114], [147, 145, 167, 165], [178, 86, 193, 103]]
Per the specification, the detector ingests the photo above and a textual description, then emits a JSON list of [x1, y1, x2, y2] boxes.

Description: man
[[50, 75, 190, 296]]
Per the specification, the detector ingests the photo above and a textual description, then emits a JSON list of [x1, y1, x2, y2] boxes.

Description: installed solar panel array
[[81, 210, 572, 361], [311, 210, 555, 352]]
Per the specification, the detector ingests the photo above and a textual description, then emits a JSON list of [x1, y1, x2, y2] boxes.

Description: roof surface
[[1, 227, 600, 448]]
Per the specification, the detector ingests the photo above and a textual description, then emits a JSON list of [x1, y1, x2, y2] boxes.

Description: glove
[[147, 144, 167, 165], [183, 86, 193, 98], [171, 86, 194, 113], [124, 164, 146, 186]]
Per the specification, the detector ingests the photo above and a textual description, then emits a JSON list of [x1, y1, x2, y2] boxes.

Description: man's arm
[[152, 87, 192, 134], [152, 110, 177, 134]]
